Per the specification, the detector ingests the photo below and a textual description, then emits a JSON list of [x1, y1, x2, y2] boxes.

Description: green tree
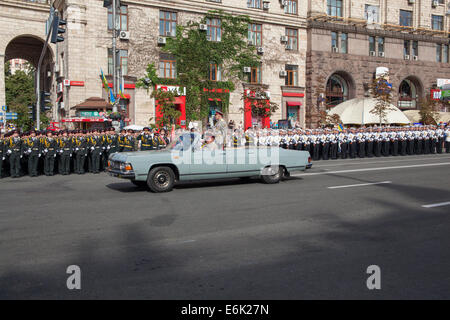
[[137, 10, 260, 124], [152, 88, 181, 128], [369, 73, 396, 126], [4, 62, 47, 131], [418, 96, 440, 125], [239, 86, 278, 119]]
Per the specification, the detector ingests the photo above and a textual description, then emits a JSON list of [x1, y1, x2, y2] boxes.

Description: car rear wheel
[[260, 165, 282, 184], [147, 166, 175, 193]]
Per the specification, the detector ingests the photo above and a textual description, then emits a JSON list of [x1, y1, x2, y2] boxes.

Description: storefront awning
[[62, 118, 111, 123], [286, 101, 302, 107], [72, 97, 112, 110]]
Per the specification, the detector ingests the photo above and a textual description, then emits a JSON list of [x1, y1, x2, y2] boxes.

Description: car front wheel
[[147, 166, 175, 193], [260, 166, 282, 184]]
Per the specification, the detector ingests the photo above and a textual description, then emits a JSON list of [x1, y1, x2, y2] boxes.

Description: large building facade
[[1, 0, 449, 129], [51, 0, 308, 129], [305, 0, 450, 127]]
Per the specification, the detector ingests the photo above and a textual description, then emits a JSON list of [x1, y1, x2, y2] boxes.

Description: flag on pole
[[100, 69, 110, 94], [338, 124, 344, 132], [118, 73, 126, 99]]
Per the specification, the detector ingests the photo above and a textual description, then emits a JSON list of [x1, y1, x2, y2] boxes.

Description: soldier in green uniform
[[0, 131, 5, 178], [6, 130, 23, 178], [108, 128, 119, 154], [138, 127, 155, 150], [74, 130, 88, 174], [122, 129, 135, 152], [117, 129, 127, 152], [42, 130, 58, 176], [24, 129, 41, 177], [58, 130, 73, 175], [101, 128, 115, 170], [88, 129, 103, 174]]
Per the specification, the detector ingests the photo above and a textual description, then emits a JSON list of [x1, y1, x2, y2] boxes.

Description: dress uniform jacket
[[24, 137, 41, 176], [42, 137, 57, 176]]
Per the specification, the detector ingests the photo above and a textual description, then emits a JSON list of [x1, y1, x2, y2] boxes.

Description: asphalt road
[[1, 154, 450, 299]]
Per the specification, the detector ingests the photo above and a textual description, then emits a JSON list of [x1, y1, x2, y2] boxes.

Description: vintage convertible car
[[107, 132, 311, 192]]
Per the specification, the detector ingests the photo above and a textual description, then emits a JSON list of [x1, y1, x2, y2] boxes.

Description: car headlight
[[120, 162, 133, 171]]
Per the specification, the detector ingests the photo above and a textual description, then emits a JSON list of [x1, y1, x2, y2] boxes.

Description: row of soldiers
[[235, 124, 450, 160], [0, 127, 170, 178]]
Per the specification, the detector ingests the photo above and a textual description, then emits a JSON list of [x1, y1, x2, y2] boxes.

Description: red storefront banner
[[282, 92, 304, 97], [70, 81, 85, 87], [104, 83, 136, 89], [431, 89, 441, 101]]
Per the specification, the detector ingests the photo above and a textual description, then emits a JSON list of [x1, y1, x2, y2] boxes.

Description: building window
[[159, 60, 176, 79], [108, 49, 128, 75], [286, 28, 298, 50], [398, 80, 417, 109], [209, 63, 222, 81], [331, 32, 337, 50], [108, 5, 128, 31], [206, 18, 221, 42], [404, 40, 411, 56], [159, 11, 177, 37], [365, 5, 379, 24], [331, 31, 346, 53], [340, 33, 348, 54], [327, 0, 343, 17], [285, 65, 298, 86], [432, 15, 443, 31], [248, 23, 262, 46], [437, 44, 442, 62], [284, 0, 298, 15], [247, 65, 262, 84], [369, 36, 376, 53], [377, 37, 385, 54], [412, 41, 419, 57], [443, 45, 449, 64], [399, 10, 412, 27], [247, 0, 262, 9], [326, 74, 348, 108]]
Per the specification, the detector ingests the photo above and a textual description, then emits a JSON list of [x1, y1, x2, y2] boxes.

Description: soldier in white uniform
[[445, 125, 450, 153]]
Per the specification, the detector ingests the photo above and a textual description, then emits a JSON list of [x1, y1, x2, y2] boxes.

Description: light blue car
[[107, 133, 311, 192]]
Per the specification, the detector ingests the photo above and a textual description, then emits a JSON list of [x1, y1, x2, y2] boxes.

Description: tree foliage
[[369, 73, 396, 126], [418, 96, 440, 125], [151, 88, 181, 127], [137, 10, 261, 124], [240, 86, 278, 118], [317, 110, 343, 128]]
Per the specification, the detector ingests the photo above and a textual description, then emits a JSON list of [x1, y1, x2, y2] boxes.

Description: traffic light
[[40, 91, 52, 113], [50, 15, 66, 44], [28, 104, 36, 121]]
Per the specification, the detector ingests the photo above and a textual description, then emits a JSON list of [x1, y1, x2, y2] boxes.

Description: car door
[[189, 148, 227, 179], [226, 147, 261, 177]]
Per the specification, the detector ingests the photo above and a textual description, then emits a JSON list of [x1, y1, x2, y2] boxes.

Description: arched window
[[398, 79, 417, 109], [326, 74, 349, 108]]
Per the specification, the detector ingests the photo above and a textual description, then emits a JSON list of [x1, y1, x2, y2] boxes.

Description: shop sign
[[156, 84, 186, 96]]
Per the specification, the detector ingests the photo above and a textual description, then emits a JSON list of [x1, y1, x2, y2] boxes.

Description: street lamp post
[[112, 0, 118, 113]]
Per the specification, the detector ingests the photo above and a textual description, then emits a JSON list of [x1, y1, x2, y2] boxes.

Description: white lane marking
[[328, 181, 392, 189], [314, 156, 450, 168], [292, 162, 450, 177], [421, 202, 450, 208]]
